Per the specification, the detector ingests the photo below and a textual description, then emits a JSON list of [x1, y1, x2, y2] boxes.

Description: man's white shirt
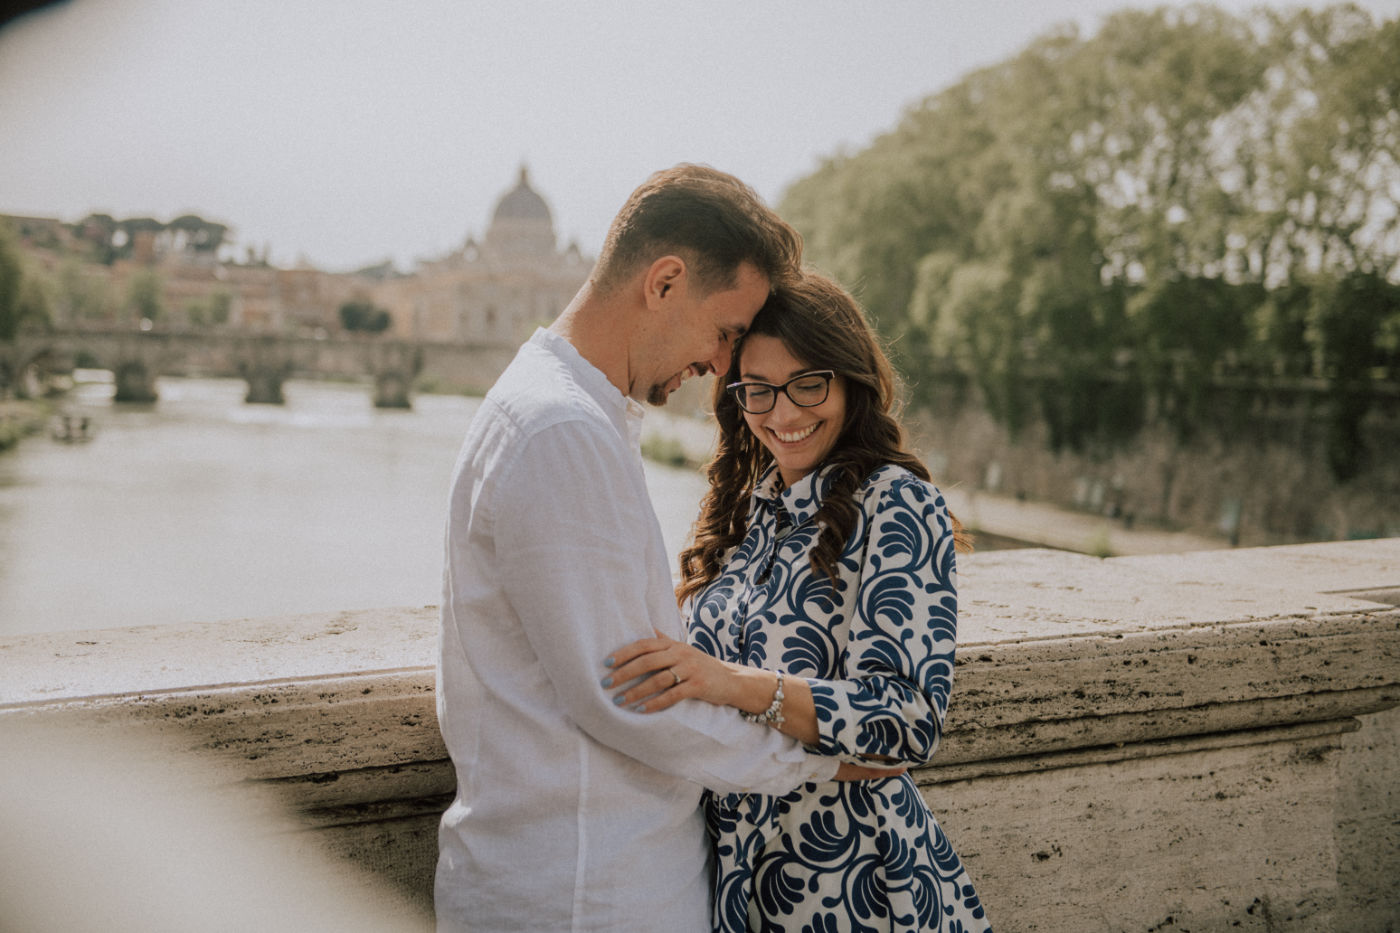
[[435, 328, 836, 932]]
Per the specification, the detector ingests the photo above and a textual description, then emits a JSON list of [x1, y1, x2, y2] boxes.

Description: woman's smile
[[738, 335, 846, 488], [771, 422, 821, 444]]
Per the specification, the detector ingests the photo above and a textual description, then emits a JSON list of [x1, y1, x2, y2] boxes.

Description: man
[[435, 165, 858, 931]]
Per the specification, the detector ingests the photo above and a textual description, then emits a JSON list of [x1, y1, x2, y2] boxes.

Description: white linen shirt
[[435, 328, 837, 933]]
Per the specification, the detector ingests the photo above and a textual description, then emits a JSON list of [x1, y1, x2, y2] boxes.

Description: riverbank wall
[[2, 537, 1396, 931], [909, 375, 1400, 550]]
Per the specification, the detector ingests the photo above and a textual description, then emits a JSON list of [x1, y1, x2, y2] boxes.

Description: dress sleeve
[[492, 420, 837, 795], [805, 474, 958, 766]]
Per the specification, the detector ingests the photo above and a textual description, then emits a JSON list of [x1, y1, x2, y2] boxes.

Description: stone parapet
[[2, 539, 1397, 931], [932, 541, 1400, 931]]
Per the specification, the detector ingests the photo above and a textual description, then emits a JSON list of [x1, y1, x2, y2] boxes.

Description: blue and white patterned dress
[[687, 463, 991, 933]]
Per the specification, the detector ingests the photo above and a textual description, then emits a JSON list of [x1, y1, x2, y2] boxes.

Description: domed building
[[485, 166, 558, 258], [376, 166, 590, 345]]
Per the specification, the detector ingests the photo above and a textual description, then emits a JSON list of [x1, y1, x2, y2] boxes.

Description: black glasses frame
[[725, 370, 836, 414]]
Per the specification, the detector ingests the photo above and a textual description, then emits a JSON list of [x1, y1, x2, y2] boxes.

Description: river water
[[0, 375, 709, 636]]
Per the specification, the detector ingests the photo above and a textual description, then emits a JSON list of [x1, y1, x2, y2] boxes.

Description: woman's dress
[[687, 463, 991, 933]]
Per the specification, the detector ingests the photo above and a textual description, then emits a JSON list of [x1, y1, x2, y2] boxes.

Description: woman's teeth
[[774, 424, 818, 443]]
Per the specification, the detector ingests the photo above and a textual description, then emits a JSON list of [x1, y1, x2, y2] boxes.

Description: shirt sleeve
[[806, 475, 958, 766], [491, 419, 837, 795]]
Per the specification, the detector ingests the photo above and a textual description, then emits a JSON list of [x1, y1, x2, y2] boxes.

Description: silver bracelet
[[741, 670, 785, 727]]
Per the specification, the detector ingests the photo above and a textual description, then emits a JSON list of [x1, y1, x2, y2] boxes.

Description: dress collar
[[752, 463, 838, 527]]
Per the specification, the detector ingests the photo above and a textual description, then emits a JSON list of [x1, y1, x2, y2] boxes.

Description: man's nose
[[707, 340, 733, 376]]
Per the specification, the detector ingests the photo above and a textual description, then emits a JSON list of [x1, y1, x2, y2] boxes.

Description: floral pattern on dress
[[688, 463, 991, 933]]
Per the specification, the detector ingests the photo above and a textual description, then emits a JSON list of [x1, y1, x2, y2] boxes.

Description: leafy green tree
[[207, 288, 232, 326], [1307, 271, 1400, 479], [168, 214, 229, 253], [14, 270, 53, 335], [780, 4, 1400, 477], [124, 268, 163, 323], [73, 213, 119, 264], [185, 289, 231, 329], [116, 217, 164, 262], [56, 258, 116, 321], [339, 300, 391, 334], [0, 223, 22, 342], [0, 224, 53, 396], [0, 223, 51, 343]]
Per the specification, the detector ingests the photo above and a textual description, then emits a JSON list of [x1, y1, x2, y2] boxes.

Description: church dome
[[485, 165, 557, 258], [491, 166, 552, 225]]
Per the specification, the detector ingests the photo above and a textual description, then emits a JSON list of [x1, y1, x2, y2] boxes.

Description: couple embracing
[[435, 164, 991, 933]]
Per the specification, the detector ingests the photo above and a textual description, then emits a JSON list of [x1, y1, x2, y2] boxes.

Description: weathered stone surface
[[2, 539, 1397, 929], [1334, 707, 1400, 933], [932, 727, 1350, 932], [0, 607, 437, 703], [955, 540, 1400, 643]]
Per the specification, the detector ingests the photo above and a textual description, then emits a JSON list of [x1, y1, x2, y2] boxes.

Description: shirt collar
[[529, 327, 646, 444], [752, 463, 838, 527]]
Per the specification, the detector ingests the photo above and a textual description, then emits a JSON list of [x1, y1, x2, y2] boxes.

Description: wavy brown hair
[[677, 271, 969, 605]]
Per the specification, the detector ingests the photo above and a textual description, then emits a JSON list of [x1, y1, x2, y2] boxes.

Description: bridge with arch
[[7, 326, 519, 408]]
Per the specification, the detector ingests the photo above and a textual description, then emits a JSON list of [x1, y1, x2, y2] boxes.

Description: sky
[[3, 0, 1398, 274]]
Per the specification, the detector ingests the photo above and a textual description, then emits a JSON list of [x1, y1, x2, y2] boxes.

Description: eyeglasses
[[726, 370, 835, 414]]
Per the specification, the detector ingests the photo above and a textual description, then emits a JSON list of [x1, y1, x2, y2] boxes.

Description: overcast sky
[[3, 0, 1397, 273]]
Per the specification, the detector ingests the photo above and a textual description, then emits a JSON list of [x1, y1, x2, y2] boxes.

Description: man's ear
[[642, 255, 687, 311]]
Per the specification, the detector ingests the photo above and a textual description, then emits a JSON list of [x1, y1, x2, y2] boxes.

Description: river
[[0, 375, 709, 636]]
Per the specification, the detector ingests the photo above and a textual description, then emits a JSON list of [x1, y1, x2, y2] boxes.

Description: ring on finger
[[669, 668, 682, 687]]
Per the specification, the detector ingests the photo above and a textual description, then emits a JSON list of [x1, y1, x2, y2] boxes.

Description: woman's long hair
[[677, 271, 968, 605]]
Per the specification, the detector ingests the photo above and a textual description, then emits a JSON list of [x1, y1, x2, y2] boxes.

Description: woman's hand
[[602, 630, 744, 712], [602, 637, 906, 781]]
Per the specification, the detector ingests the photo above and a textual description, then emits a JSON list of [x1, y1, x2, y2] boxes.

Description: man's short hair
[[591, 164, 803, 297]]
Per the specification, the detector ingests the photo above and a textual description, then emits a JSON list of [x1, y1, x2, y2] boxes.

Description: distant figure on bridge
[[435, 165, 891, 932], [605, 272, 991, 932]]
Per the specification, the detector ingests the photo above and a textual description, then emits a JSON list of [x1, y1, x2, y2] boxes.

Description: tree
[[73, 213, 119, 264], [0, 223, 20, 342], [186, 289, 232, 329], [116, 217, 165, 262], [207, 289, 232, 326], [168, 214, 229, 253], [339, 300, 391, 334], [125, 268, 163, 323], [780, 4, 1400, 476], [56, 258, 116, 322], [1307, 271, 1400, 479], [0, 223, 53, 397], [0, 223, 51, 343]]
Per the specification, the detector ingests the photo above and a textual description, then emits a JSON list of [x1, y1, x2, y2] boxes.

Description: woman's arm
[[801, 475, 958, 767], [603, 633, 822, 744], [602, 634, 901, 778]]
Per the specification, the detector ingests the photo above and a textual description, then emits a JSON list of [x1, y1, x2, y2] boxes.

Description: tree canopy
[[338, 300, 391, 334], [781, 3, 1399, 478], [0, 222, 52, 344], [72, 212, 229, 264]]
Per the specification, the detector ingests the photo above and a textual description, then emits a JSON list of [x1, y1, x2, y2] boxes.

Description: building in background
[[2, 165, 590, 346], [375, 165, 590, 345]]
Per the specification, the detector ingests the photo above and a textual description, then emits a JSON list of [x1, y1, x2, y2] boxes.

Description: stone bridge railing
[[2, 539, 1397, 932]]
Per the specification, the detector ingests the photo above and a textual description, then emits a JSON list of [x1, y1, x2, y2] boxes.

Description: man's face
[[639, 261, 770, 406]]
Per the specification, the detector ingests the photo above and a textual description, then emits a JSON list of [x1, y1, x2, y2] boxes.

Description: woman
[[604, 272, 991, 932]]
